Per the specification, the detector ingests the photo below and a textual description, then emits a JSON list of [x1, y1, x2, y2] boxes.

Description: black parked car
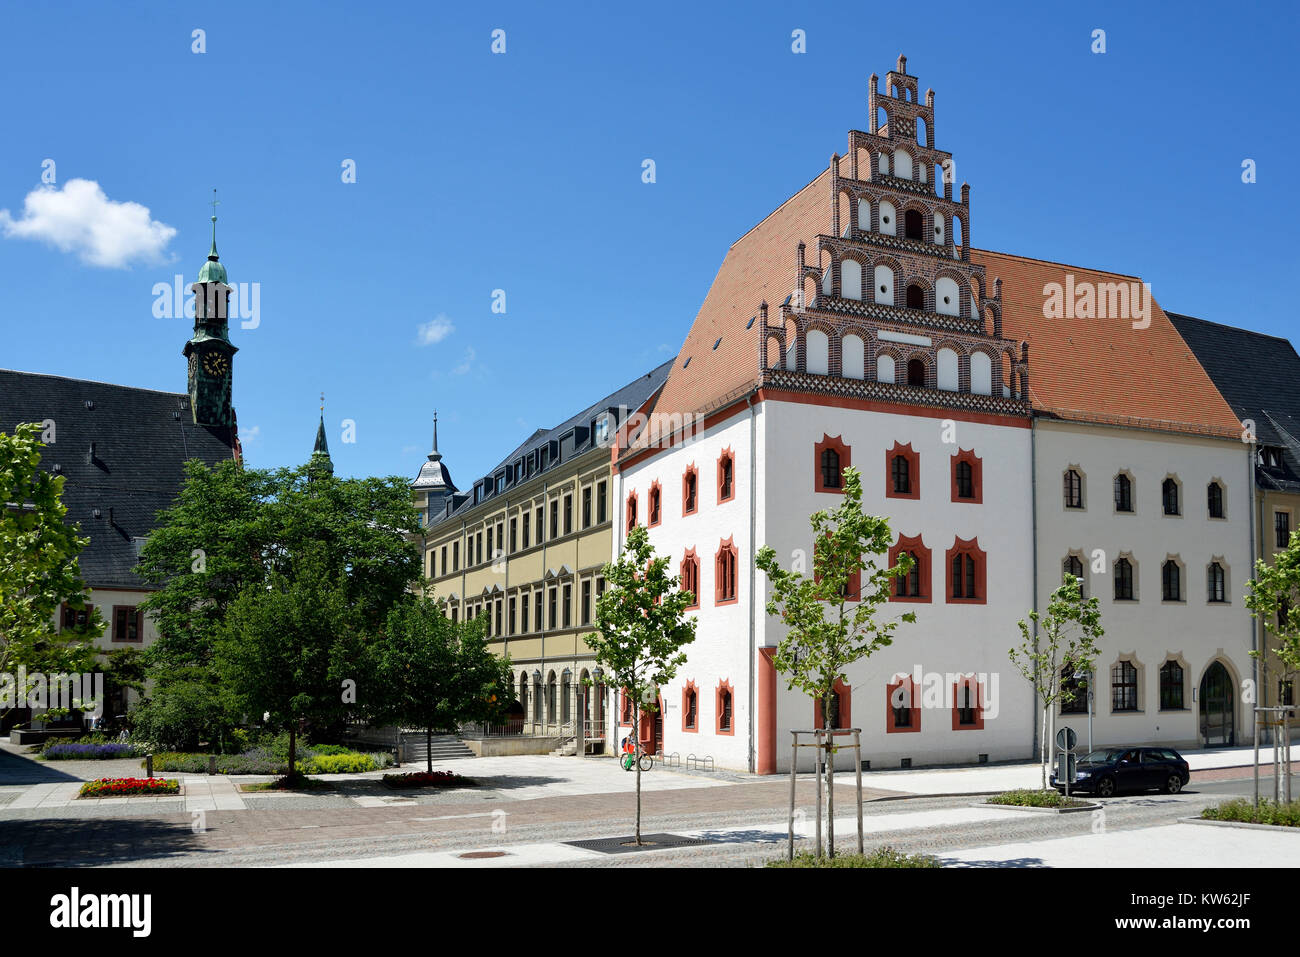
[[1050, 747, 1190, 797]]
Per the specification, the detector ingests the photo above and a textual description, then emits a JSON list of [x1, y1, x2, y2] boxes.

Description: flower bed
[[986, 788, 1090, 809], [43, 743, 142, 761], [1201, 798, 1300, 827], [382, 770, 477, 789], [768, 847, 940, 868], [79, 777, 180, 798], [147, 748, 388, 776]]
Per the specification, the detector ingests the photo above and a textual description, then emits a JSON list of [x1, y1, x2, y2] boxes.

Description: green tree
[[370, 597, 513, 772], [1245, 529, 1300, 801], [0, 424, 104, 720], [587, 524, 697, 844], [755, 467, 916, 857], [136, 460, 421, 749], [1010, 574, 1103, 790], [213, 552, 365, 779]]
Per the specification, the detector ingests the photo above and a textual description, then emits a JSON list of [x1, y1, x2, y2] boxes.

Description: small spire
[[208, 188, 220, 261], [429, 410, 442, 461], [313, 393, 330, 456]]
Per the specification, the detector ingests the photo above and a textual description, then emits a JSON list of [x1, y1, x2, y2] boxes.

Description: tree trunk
[[824, 693, 835, 858], [633, 702, 642, 845], [427, 728, 433, 774], [288, 726, 297, 780], [1039, 697, 1048, 790]]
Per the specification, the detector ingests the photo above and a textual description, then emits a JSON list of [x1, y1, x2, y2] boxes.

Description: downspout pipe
[[747, 393, 758, 774], [1029, 418, 1040, 763]]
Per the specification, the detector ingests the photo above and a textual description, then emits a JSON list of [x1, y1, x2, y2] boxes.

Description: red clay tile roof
[[975, 250, 1242, 439], [652, 168, 831, 418], [651, 167, 1241, 441]]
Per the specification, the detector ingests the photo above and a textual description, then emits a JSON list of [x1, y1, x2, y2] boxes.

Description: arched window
[[876, 354, 896, 383], [1114, 473, 1132, 512], [682, 465, 698, 515], [840, 259, 862, 300], [1162, 560, 1181, 601], [680, 549, 700, 609], [887, 675, 920, 732], [904, 208, 923, 240], [842, 334, 865, 379], [625, 491, 638, 531], [1207, 562, 1226, 603], [716, 681, 734, 734], [1064, 555, 1085, 593], [821, 448, 841, 489], [1064, 469, 1083, 509], [682, 682, 698, 731], [874, 264, 895, 303], [1114, 558, 1135, 600], [946, 537, 986, 604], [717, 449, 735, 503], [1162, 478, 1180, 515], [952, 677, 983, 729], [905, 283, 924, 309], [1207, 482, 1224, 519], [935, 276, 959, 315], [906, 358, 926, 387], [890, 534, 930, 602], [878, 202, 896, 237], [969, 350, 992, 394], [1160, 661, 1185, 710], [715, 539, 738, 604], [1111, 661, 1139, 712], [955, 461, 973, 499], [898, 552, 920, 597], [891, 455, 910, 494], [806, 329, 830, 375], [936, 348, 958, 391], [648, 482, 661, 526]]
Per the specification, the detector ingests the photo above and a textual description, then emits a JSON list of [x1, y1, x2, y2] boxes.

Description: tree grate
[[564, 833, 717, 855]]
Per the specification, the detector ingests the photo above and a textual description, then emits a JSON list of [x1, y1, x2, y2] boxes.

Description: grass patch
[[986, 788, 1089, 808], [147, 748, 388, 776], [768, 847, 940, 868], [382, 770, 478, 789], [1201, 798, 1300, 827], [79, 777, 180, 798]]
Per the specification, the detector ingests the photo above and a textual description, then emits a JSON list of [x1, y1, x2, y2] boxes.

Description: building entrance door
[[1200, 662, 1234, 747]]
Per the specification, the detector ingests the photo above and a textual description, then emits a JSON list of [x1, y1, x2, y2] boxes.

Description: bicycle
[[620, 750, 653, 772]]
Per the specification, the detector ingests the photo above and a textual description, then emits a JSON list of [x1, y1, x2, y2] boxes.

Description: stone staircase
[[403, 733, 475, 764], [549, 737, 578, 757]]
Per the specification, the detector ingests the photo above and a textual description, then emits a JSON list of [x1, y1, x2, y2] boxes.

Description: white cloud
[[417, 314, 455, 346], [241, 425, 261, 443], [452, 346, 476, 376], [0, 179, 177, 268]]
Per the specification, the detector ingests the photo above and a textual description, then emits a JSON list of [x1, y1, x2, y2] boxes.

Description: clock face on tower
[[203, 353, 230, 377]]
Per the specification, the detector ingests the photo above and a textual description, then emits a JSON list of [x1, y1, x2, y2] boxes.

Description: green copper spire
[[309, 392, 333, 478], [196, 189, 228, 285]]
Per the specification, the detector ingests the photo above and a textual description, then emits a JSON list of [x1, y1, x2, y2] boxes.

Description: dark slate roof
[[1168, 313, 1300, 492], [0, 369, 239, 589], [429, 360, 673, 526]]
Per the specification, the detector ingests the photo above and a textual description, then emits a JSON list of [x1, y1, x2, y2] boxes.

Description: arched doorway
[[638, 693, 663, 756], [1200, 661, 1235, 746]]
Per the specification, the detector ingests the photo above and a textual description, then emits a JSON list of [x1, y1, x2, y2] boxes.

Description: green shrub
[[986, 788, 1085, 808], [306, 743, 352, 756], [300, 753, 379, 774], [768, 847, 940, 868], [1202, 798, 1300, 827]]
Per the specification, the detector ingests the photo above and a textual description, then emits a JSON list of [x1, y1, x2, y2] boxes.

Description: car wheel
[[1164, 774, 1183, 794], [1095, 775, 1116, 798]]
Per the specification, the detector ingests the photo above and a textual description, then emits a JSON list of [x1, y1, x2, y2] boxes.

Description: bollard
[[208, 755, 217, 775], [146, 754, 153, 779]]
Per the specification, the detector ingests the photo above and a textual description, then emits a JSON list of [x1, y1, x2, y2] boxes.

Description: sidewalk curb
[[973, 800, 1100, 814], [1179, 816, 1300, 834]]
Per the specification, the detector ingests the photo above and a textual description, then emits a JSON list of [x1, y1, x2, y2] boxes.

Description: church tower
[[410, 411, 456, 526], [309, 396, 334, 479], [184, 193, 238, 427]]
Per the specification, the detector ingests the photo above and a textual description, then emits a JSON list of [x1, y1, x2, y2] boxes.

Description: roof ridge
[[0, 368, 187, 398]]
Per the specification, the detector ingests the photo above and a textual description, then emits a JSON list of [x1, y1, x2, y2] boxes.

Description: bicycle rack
[[661, 752, 682, 768], [685, 753, 715, 772]]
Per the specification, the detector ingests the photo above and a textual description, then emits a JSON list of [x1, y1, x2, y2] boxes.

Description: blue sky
[[2, 0, 1296, 483]]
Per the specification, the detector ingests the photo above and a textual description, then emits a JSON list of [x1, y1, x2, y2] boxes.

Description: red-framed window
[[715, 537, 739, 605], [814, 434, 851, 494], [112, 605, 142, 643], [682, 464, 699, 516], [950, 448, 983, 504], [648, 481, 662, 527], [888, 534, 931, 603], [716, 679, 735, 735], [887, 675, 920, 733], [619, 688, 634, 727], [885, 441, 920, 500], [945, 537, 987, 604], [951, 676, 985, 730], [625, 491, 638, 533], [680, 548, 701, 609], [717, 448, 735, 504], [813, 678, 852, 730], [682, 681, 699, 732]]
